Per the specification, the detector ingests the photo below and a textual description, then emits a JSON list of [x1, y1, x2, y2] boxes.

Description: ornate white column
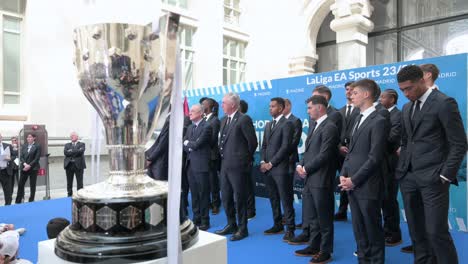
[[288, 53, 318, 75], [330, 0, 374, 70]]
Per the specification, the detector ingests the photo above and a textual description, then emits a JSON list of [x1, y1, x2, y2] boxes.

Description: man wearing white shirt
[[0, 134, 13, 205]]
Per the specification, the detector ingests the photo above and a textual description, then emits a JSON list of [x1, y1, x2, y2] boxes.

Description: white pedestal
[[37, 231, 227, 264]]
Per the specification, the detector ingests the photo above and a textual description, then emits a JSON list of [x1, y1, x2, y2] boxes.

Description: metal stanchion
[[43, 153, 51, 200]]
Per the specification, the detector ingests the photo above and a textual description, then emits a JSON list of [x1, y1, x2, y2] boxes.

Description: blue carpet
[[0, 197, 466, 263]]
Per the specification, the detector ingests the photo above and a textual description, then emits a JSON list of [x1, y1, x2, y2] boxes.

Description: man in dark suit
[[378, 89, 403, 246], [335, 81, 360, 221], [0, 133, 13, 205], [184, 104, 213, 231], [15, 133, 41, 203], [339, 79, 386, 263], [260, 97, 295, 241], [215, 92, 258, 241], [63, 132, 86, 197], [312, 85, 343, 136], [9, 137, 19, 196], [146, 116, 170, 181], [396, 65, 467, 264], [201, 98, 222, 215], [294, 95, 339, 263]]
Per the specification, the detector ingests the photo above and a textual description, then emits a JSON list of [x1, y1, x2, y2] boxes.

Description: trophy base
[[55, 220, 198, 263], [55, 178, 198, 263]]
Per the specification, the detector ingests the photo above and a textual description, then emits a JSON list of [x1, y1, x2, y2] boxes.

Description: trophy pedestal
[[40, 231, 226, 264], [55, 178, 198, 263]]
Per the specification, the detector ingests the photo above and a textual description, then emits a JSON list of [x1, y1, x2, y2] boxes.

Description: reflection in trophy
[[55, 13, 198, 263]]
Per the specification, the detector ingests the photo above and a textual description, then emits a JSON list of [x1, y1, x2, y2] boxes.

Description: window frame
[[224, 0, 241, 25], [222, 37, 246, 85]]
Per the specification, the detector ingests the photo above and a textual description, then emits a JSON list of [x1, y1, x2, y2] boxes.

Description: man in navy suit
[[260, 97, 295, 241], [201, 98, 222, 215], [378, 89, 403, 246], [339, 79, 387, 263], [63, 132, 86, 197], [396, 65, 467, 264], [295, 95, 339, 264], [184, 104, 213, 231], [215, 92, 258, 241], [15, 133, 41, 203]]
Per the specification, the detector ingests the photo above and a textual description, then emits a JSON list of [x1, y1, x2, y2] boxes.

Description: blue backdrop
[[187, 53, 468, 233]]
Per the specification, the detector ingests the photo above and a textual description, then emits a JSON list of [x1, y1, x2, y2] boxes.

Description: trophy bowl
[[54, 13, 198, 263]]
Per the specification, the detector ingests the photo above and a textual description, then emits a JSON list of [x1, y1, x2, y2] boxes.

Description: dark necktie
[[226, 116, 231, 127], [411, 100, 421, 125], [346, 105, 352, 118], [352, 114, 363, 136], [271, 120, 276, 130]]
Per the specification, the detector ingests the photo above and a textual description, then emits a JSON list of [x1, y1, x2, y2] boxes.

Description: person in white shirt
[[0, 134, 12, 205]]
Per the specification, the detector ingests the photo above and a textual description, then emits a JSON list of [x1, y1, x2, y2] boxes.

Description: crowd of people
[[0, 63, 466, 264]]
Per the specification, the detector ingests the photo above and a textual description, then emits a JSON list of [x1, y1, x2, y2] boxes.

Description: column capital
[[288, 54, 318, 75], [330, 0, 374, 44]]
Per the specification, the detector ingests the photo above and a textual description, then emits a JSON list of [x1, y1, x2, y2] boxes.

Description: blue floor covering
[[0, 197, 466, 263]]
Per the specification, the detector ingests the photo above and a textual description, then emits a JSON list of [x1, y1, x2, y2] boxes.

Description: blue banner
[[187, 53, 468, 232]]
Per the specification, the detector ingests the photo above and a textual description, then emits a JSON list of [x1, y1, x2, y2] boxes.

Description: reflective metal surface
[[73, 14, 179, 199]]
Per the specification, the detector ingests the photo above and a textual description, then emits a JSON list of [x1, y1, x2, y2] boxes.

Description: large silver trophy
[[55, 13, 198, 263]]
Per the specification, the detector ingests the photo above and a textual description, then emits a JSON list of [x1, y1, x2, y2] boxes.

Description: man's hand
[[338, 176, 354, 191], [396, 147, 401, 157], [296, 165, 306, 178], [264, 162, 273, 171], [145, 160, 152, 168], [260, 163, 267, 173], [339, 146, 349, 156], [23, 163, 31, 172]]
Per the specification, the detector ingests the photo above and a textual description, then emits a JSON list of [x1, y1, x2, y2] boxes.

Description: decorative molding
[[0, 115, 27, 121]]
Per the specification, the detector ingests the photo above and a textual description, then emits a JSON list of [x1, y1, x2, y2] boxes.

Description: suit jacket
[[1, 142, 13, 175], [300, 119, 339, 188], [339, 105, 360, 146], [184, 119, 212, 172], [261, 116, 293, 174], [20, 142, 41, 171], [64, 141, 86, 169], [396, 90, 467, 185], [146, 116, 170, 177], [219, 111, 258, 169], [386, 107, 401, 172], [308, 106, 342, 139], [205, 114, 221, 161], [286, 114, 302, 164], [341, 110, 386, 199]]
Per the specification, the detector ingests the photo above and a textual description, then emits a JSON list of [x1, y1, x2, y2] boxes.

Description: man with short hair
[[339, 79, 387, 263], [295, 95, 339, 264], [184, 104, 213, 231], [201, 98, 222, 215], [379, 89, 403, 246], [420, 63, 440, 90], [260, 97, 295, 241], [0, 134, 13, 205], [215, 92, 258, 241], [63, 132, 86, 197], [396, 65, 466, 263], [15, 134, 41, 203]]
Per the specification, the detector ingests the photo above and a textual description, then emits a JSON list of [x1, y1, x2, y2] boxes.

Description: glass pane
[[3, 16, 21, 32], [402, 0, 468, 26], [239, 43, 245, 58], [370, 0, 397, 31], [367, 33, 397, 65], [179, 0, 187, 8], [223, 38, 228, 55], [224, 0, 231, 6], [401, 19, 468, 60], [223, 69, 228, 85], [3, 95, 19, 104], [234, 0, 240, 9], [317, 12, 336, 43], [223, 58, 228, 67], [185, 62, 193, 89], [230, 60, 237, 70], [0, 0, 24, 14], [230, 69, 237, 84], [316, 44, 337, 73], [230, 40, 237, 57], [168, 0, 177, 5], [185, 28, 192, 47], [3, 31, 20, 92]]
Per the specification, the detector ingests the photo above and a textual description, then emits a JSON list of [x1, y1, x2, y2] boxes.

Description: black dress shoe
[[310, 251, 331, 263], [288, 232, 310, 245], [215, 224, 238, 235], [199, 224, 210, 231], [282, 230, 295, 242], [400, 245, 414, 253], [230, 231, 248, 241], [385, 236, 402, 247], [264, 225, 284, 235], [212, 207, 220, 215], [334, 212, 347, 221], [296, 222, 303, 229], [295, 246, 319, 257]]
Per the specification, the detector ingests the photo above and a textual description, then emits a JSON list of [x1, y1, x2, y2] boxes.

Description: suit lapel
[[269, 116, 285, 138], [350, 111, 377, 150], [222, 112, 240, 144], [412, 91, 437, 133]]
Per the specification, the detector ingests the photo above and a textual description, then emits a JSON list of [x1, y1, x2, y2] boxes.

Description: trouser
[[0, 169, 13, 205], [16, 169, 38, 203], [65, 163, 84, 197]]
